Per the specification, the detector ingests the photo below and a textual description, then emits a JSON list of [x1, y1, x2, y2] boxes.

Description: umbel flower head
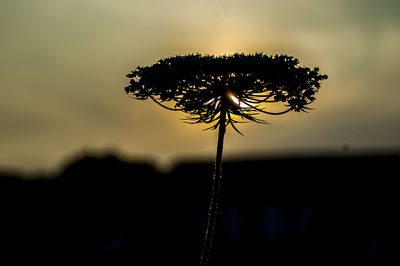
[[125, 53, 327, 133]]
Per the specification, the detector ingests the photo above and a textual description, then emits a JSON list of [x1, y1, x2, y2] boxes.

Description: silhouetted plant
[[125, 53, 327, 266]]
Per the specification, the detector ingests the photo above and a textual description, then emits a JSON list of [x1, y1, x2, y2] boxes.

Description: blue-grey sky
[[0, 0, 399, 173]]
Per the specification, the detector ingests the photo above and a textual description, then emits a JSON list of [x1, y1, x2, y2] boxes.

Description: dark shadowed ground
[[0, 152, 399, 265]]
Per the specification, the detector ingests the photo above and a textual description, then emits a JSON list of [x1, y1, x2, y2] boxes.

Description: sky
[[0, 0, 399, 174]]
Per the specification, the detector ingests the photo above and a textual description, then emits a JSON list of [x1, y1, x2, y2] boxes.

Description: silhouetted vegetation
[[125, 53, 328, 265], [125, 53, 327, 132], [0, 152, 399, 265]]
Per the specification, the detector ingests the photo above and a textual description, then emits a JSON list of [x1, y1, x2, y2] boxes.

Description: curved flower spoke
[[241, 101, 292, 116], [227, 111, 244, 136], [149, 95, 183, 111]]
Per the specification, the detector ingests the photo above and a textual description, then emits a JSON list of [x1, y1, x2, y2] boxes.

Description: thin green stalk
[[200, 106, 227, 266]]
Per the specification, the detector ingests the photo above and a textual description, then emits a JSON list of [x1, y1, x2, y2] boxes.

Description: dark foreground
[[0, 152, 399, 265]]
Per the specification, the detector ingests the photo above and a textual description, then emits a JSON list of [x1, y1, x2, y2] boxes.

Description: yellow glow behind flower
[[229, 93, 250, 108]]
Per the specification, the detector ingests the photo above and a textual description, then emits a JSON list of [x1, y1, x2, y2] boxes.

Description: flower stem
[[200, 106, 227, 266]]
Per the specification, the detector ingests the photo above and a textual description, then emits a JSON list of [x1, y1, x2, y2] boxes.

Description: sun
[[228, 93, 250, 108]]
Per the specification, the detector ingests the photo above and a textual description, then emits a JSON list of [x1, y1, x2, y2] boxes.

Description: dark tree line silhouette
[[0, 152, 399, 265]]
